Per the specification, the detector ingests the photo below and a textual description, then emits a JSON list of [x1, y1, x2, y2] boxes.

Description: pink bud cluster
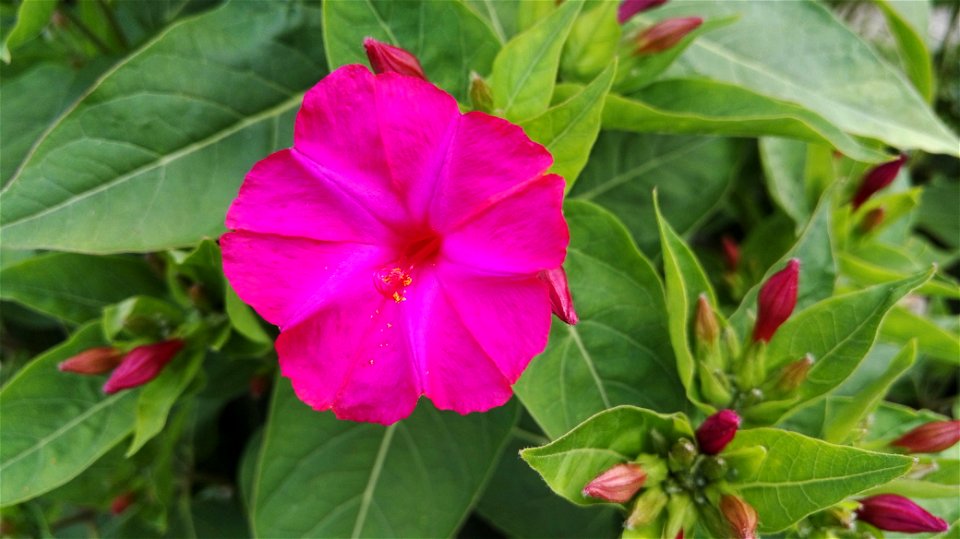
[[59, 340, 184, 394]]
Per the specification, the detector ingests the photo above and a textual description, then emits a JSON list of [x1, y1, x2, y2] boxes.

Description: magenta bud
[[363, 37, 427, 80], [634, 17, 703, 55], [58, 347, 124, 375], [852, 155, 907, 210], [856, 494, 949, 533], [102, 340, 184, 394], [720, 495, 758, 539], [721, 235, 740, 272], [752, 259, 799, 343], [582, 463, 647, 503], [696, 409, 741, 455], [539, 266, 579, 325], [892, 420, 960, 454], [617, 0, 668, 24]]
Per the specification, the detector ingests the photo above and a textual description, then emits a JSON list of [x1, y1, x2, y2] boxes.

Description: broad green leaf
[[127, 347, 205, 456], [322, 0, 500, 101], [464, 0, 519, 44], [876, 0, 934, 102], [0, 252, 165, 324], [1, 0, 55, 63], [250, 379, 517, 538], [560, 0, 619, 83], [571, 131, 739, 254], [0, 323, 138, 506], [757, 270, 933, 422], [729, 188, 837, 337], [881, 307, 960, 365], [840, 252, 959, 299], [603, 80, 888, 163], [758, 138, 824, 228], [514, 201, 688, 439], [917, 176, 960, 249], [727, 428, 914, 533], [654, 193, 717, 412], [650, 0, 959, 156], [491, 0, 582, 121], [0, 1, 326, 253], [521, 406, 694, 506], [864, 401, 949, 446], [521, 62, 614, 189], [476, 429, 621, 538], [864, 458, 960, 500], [820, 340, 917, 444]]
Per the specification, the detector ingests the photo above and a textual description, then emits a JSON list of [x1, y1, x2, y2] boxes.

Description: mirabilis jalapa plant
[[0, 0, 958, 537]]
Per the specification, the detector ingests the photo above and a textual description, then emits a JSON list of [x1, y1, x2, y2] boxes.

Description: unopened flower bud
[[856, 494, 949, 533], [582, 463, 647, 503], [852, 155, 907, 210], [634, 17, 703, 55], [468, 71, 494, 113], [664, 492, 694, 539], [891, 420, 960, 454], [103, 340, 185, 394], [699, 367, 733, 408], [363, 37, 427, 80], [858, 207, 885, 234], [626, 486, 669, 529], [752, 259, 799, 343], [695, 294, 720, 345], [110, 492, 135, 515], [58, 347, 124, 375], [696, 409, 741, 455], [669, 438, 698, 471], [776, 354, 814, 392], [721, 235, 740, 272], [538, 266, 578, 325], [617, 0, 668, 24], [702, 456, 728, 481], [720, 494, 758, 539]]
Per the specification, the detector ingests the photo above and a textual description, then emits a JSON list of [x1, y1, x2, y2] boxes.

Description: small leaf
[[492, 0, 583, 121], [1, 0, 56, 63], [560, 1, 619, 83], [521, 406, 694, 506], [881, 307, 960, 365], [727, 428, 914, 532], [875, 0, 934, 102]]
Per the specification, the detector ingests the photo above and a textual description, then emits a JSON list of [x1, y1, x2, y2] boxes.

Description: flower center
[[374, 231, 442, 303]]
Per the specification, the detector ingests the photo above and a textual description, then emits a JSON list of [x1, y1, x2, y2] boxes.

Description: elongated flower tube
[[59, 346, 123, 375], [582, 463, 647, 503], [852, 154, 907, 209], [634, 17, 703, 55], [696, 409, 741, 455], [856, 494, 949, 533], [363, 37, 427, 80], [222, 65, 571, 425], [752, 258, 799, 343], [720, 494, 758, 539], [617, 0, 668, 24], [103, 340, 184, 394], [892, 420, 960, 454]]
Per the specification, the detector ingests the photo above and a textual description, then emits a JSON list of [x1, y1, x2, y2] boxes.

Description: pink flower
[[582, 463, 647, 503], [222, 65, 570, 425], [892, 420, 960, 454], [696, 409, 741, 455], [102, 340, 184, 394], [753, 258, 799, 343], [634, 17, 703, 55], [617, 0, 668, 24], [852, 154, 907, 209], [856, 494, 949, 533]]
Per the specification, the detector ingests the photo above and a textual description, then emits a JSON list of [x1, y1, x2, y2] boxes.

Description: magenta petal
[[430, 111, 553, 232], [443, 174, 568, 274], [226, 149, 392, 243], [277, 293, 421, 426], [221, 232, 389, 328], [406, 267, 514, 414]]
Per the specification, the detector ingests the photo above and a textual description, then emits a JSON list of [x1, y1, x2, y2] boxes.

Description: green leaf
[[476, 429, 621, 538], [102, 296, 184, 343], [0, 323, 138, 506], [880, 307, 960, 365], [126, 347, 205, 456], [464, 0, 519, 44], [571, 131, 739, 254], [224, 283, 271, 345], [0, 252, 166, 324], [875, 0, 934, 103], [863, 458, 960, 500], [1, 0, 56, 63], [521, 61, 614, 189], [250, 379, 517, 538], [602, 80, 888, 163], [917, 176, 960, 249], [840, 251, 959, 299], [560, 1, 619, 83], [521, 406, 694, 506], [491, 0, 582, 121], [322, 0, 500, 101], [0, 1, 326, 253], [513, 201, 688, 439], [654, 193, 718, 412], [727, 428, 914, 533], [758, 138, 823, 227], [756, 270, 933, 423], [650, 0, 959, 156]]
